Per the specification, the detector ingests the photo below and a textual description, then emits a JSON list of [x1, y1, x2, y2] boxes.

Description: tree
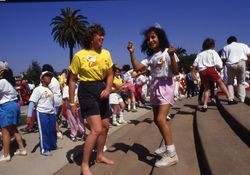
[[175, 47, 187, 59], [23, 60, 42, 86], [50, 8, 89, 63]]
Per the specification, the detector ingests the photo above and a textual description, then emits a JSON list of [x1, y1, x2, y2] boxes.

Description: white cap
[[0, 61, 9, 71], [40, 71, 53, 80]]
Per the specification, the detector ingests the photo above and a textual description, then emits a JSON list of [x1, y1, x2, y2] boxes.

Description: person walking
[[127, 25, 179, 167], [42, 64, 63, 139], [192, 38, 238, 112], [68, 23, 114, 175], [0, 61, 27, 162], [221, 36, 250, 103], [26, 71, 58, 156]]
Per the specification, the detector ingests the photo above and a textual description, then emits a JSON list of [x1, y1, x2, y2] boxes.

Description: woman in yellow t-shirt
[[68, 24, 114, 175]]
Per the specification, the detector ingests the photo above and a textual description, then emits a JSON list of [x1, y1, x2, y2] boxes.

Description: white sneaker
[[103, 145, 108, 152], [14, 149, 27, 156], [118, 119, 127, 124], [57, 132, 63, 139], [154, 145, 167, 155], [127, 104, 131, 111], [155, 151, 179, 167], [112, 121, 120, 126], [0, 154, 11, 162], [131, 106, 137, 112], [166, 115, 171, 121]]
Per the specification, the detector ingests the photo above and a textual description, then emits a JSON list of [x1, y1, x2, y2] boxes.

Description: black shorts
[[78, 81, 112, 119]]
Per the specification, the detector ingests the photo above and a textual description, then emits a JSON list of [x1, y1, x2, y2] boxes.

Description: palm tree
[[51, 8, 89, 63], [175, 47, 187, 58]]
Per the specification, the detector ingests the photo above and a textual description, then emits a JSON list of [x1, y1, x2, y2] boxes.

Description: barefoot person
[[127, 25, 179, 167], [69, 23, 114, 175]]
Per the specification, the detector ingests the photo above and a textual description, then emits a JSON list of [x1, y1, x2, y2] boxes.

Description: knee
[[154, 117, 164, 126], [91, 127, 102, 136]]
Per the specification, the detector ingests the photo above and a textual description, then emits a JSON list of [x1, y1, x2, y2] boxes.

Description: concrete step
[[92, 97, 200, 175], [195, 102, 250, 175], [103, 119, 161, 175], [216, 95, 250, 146], [55, 111, 154, 175], [245, 90, 250, 105], [153, 97, 200, 175]]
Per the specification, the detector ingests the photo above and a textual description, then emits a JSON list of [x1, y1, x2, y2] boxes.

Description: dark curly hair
[[141, 26, 170, 56], [81, 23, 105, 49], [2, 68, 16, 87]]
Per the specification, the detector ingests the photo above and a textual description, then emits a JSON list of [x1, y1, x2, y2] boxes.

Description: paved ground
[[2, 91, 249, 175], [0, 106, 152, 175]]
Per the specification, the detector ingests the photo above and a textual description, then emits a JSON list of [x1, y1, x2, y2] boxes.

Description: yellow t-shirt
[[69, 49, 113, 81], [111, 76, 123, 92]]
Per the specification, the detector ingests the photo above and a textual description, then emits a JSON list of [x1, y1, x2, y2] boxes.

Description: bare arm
[[100, 67, 113, 99], [127, 41, 145, 71], [68, 71, 78, 117], [168, 46, 179, 75]]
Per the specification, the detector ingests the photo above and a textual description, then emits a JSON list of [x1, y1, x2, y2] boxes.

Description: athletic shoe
[[200, 106, 208, 112], [118, 119, 127, 124], [103, 145, 108, 152], [155, 151, 179, 167], [112, 121, 120, 126], [154, 145, 167, 155], [228, 99, 238, 105], [14, 149, 27, 156], [57, 132, 63, 139], [71, 137, 77, 142], [41, 151, 52, 156], [0, 154, 11, 162]]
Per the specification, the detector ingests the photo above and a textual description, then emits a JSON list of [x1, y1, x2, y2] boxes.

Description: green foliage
[[50, 8, 89, 63], [179, 54, 197, 71], [23, 60, 41, 86]]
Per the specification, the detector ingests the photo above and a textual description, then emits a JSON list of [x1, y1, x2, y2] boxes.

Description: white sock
[[119, 111, 124, 121], [166, 144, 175, 153], [112, 114, 117, 122]]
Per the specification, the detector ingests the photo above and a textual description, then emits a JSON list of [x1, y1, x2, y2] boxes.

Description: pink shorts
[[150, 77, 175, 105], [124, 82, 135, 94]]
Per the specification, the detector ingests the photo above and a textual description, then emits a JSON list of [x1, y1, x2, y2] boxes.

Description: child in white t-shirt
[[27, 71, 57, 156]]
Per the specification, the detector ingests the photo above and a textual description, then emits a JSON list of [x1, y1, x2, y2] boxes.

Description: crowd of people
[[1, 23, 250, 175]]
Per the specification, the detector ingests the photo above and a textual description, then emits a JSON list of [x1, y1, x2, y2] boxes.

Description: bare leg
[[11, 126, 25, 151], [81, 115, 102, 175], [1, 127, 11, 157], [153, 105, 173, 145], [96, 118, 114, 165], [217, 78, 232, 99], [203, 84, 210, 107]]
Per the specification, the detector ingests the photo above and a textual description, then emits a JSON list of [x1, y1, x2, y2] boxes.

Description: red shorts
[[199, 67, 220, 84]]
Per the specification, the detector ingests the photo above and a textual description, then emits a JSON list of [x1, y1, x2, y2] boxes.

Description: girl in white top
[[127, 25, 179, 167], [0, 62, 27, 162], [62, 80, 85, 141]]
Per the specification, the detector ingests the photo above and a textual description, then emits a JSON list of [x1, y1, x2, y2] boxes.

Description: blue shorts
[[0, 101, 20, 128]]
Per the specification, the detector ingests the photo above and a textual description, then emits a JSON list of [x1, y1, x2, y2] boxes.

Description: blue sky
[[1, 0, 250, 75]]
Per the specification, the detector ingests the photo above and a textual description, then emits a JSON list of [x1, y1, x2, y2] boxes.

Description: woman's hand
[[100, 88, 110, 99], [70, 103, 78, 118], [127, 41, 135, 54]]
